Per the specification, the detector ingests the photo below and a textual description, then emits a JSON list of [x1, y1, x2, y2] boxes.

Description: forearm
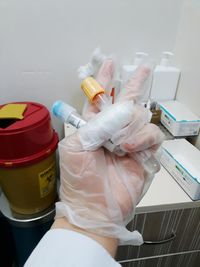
[[52, 217, 118, 257]]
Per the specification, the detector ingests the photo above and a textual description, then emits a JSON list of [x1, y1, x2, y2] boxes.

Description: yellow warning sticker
[[0, 103, 27, 119], [38, 163, 56, 198]]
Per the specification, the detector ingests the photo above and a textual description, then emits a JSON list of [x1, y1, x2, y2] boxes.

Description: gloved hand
[[56, 59, 165, 245]]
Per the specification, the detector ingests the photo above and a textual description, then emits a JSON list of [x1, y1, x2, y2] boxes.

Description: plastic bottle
[[150, 52, 181, 101]]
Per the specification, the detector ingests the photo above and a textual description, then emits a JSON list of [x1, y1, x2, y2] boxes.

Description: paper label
[[38, 162, 56, 198]]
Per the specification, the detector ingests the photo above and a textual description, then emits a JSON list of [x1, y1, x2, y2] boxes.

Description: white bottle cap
[[133, 52, 148, 65], [160, 51, 174, 66]]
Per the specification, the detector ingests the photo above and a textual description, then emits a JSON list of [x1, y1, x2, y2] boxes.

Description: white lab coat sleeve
[[24, 229, 121, 267]]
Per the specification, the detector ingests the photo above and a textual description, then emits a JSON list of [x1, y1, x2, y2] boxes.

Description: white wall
[[174, 0, 200, 148], [0, 0, 184, 137]]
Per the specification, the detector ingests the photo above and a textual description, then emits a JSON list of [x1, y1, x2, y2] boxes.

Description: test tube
[[81, 77, 161, 175], [52, 100, 86, 128], [52, 100, 115, 152], [52, 100, 160, 175], [81, 77, 112, 109]]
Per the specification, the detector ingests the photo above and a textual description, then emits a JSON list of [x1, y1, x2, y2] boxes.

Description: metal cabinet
[[116, 207, 200, 266]]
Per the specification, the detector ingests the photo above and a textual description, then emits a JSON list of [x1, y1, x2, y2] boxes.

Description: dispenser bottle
[[150, 52, 180, 101]]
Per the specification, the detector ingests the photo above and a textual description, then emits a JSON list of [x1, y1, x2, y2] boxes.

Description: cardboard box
[[161, 139, 200, 200], [150, 109, 162, 125], [159, 100, 200, 136]]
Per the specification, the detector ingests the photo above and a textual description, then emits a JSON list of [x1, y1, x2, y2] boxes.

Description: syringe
[[52, 100, 160, 175]]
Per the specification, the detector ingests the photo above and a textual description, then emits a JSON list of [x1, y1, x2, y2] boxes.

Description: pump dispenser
[[160, 51, 173, 66], [150, 52, 180, 101]]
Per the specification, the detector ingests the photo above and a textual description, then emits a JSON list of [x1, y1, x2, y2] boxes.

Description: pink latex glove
[[56, 60, 164, 245]]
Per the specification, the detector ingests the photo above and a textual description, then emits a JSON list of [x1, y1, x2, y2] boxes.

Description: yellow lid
[[0, 104, 27, 120], [81, 77, 105, 102]]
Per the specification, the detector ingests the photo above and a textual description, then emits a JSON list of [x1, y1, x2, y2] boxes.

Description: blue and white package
[[161, 139, 200, 200], [159, 100, 200, 137]]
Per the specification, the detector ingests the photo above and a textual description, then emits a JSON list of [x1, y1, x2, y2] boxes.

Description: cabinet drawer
[[116, 207, 200, 261], [120, 251, 200, 267]]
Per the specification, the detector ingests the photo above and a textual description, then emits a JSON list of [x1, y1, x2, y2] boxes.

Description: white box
[[160, 139, 200, 200], [159, 100, 200, 136]]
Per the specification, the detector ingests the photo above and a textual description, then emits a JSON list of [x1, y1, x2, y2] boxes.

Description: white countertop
[[136, 166, 200, 214]]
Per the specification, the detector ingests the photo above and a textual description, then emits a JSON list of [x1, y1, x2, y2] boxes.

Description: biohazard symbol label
[[38, 162, 56, 198]]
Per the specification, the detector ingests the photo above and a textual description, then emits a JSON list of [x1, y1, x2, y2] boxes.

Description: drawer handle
[[144, 231, 176, 245]]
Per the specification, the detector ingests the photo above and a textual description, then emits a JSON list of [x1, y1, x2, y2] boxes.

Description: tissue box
[[161, 139, 200, 200], [159, 100, 200, 136]]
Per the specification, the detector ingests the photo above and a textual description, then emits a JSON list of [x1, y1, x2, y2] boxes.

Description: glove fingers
[[108, 154, 145, 218], [79, 101, 135, 151], [120, 123, 165, 153], [111, 105, 151, 146], [82, 100, 99, 121], [96, 58, 114, 89], [117, 65, 151, 103]]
